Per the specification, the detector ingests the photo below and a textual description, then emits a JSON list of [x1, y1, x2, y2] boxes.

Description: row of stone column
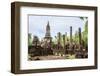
[[57, 26, 82, 46], [70, 26, 81, 45]]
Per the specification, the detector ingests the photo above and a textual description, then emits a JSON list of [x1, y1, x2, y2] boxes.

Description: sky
[[28, 15, 86, 40]]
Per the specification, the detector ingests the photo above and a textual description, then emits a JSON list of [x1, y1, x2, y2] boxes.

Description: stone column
[[79, 27, 83, 54], [63, 35, 65, 48], [57, 32, 61, 49], [79, 27, 81, 45], [63, 34, 65, 55], [65, 32, 67, 44], [70, 26, 72, 43]]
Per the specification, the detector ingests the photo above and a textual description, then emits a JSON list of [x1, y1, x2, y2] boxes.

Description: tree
[[33, 36, 40, 47], [28, 33, 32, 46], [73, 31, 79, 44], [82, 21, 88, 47], [79, 17, 88, 47]]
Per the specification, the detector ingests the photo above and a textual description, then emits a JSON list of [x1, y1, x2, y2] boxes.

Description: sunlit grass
[[65, 54, 76, 59]]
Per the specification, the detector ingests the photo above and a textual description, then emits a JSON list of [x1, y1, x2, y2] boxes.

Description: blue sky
[[28, 15, 85, 40]]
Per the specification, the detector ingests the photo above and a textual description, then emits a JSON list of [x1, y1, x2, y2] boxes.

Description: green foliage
[[82, 21, 88, 47], [66, 54, 75, 59], [52, 36, 58, 44], [79, 17, 84, 20], [33, 36, 39, 43], [32, 36, 40, 46], [28, 33, 33, 46], [72, 17, 88, 47], [73, 31, 79, 43], [53, 33, 69, 47], [79, 17, 87, 21]]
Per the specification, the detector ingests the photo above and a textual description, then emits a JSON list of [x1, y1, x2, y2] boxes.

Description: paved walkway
[[30, 54, 76, 60], [31, 55, 66, 60]]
